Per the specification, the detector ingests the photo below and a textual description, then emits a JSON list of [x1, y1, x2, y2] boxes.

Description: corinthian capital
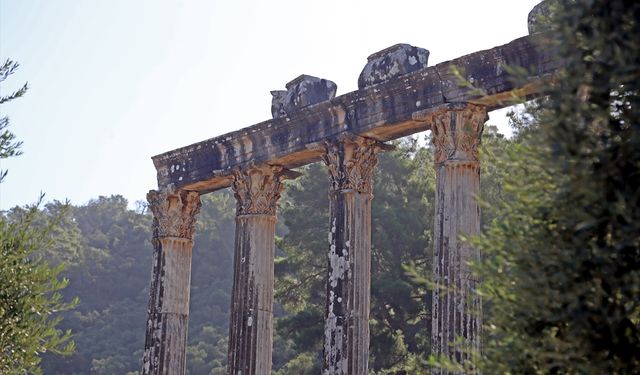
[[427, 103, 488, 164], [232, 163, 299, 216], [147, 186, 201, 239], [322, 135, 390, 195]]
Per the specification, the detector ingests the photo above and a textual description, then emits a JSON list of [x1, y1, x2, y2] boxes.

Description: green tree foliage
[[0, 59, 27, 182], [475, 1, 640, 373], [38, 193, 237, 374], [38, 196, 153, 374], [0, 199, 78, 374], [0, 59, 78, 374], [185, 191, 236, 375]]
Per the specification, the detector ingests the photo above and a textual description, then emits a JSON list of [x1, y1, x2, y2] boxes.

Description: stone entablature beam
[[152, 33, 559, 194]]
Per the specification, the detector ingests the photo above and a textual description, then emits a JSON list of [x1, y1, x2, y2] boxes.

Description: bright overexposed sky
[[0, 0, 540, 209]]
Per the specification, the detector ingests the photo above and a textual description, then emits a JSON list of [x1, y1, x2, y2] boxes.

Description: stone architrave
[[424, 103, 487, 374], [227, 163, 298, 375], [321, 135, 389, 375], [142, 186, 201, 375]]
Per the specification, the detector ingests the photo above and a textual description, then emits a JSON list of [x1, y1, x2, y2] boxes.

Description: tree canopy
[[474, 1, 640, 373], [0, 60, 77, 374]]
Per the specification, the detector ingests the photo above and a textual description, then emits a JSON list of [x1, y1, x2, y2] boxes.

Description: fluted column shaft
[[142, 187, 201, 375], [322, 135, 385, 375], [428, 103, 487, 374], [227, 164, 296, 375]]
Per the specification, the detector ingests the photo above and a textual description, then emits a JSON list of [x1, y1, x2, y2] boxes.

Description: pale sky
[[0, 0, 540, 209]]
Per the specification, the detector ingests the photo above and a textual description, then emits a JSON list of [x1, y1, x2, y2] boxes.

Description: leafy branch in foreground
[[0, 199, 78, 375], [0, 59, 28, 182], [0, 59, 29, 105], [473, 1, 640, 373]]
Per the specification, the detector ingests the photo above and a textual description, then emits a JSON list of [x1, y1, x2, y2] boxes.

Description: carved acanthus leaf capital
[[428, 104, 488, 164], [147, 186, 201, 240], [232, 163, 298, 216], [322, 135, 389, 195]]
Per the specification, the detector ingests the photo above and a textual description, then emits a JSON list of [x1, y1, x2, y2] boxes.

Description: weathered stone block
[[271, 74, 337, 118], [528, 0, 556, 34], [358, 43, 429, 89]]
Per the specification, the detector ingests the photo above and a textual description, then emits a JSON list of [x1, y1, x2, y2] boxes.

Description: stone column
[[322, 135, 387, 375], [427, 103, 487, 374], [227, 163, 298, 375], [142, 186, 201, 375]]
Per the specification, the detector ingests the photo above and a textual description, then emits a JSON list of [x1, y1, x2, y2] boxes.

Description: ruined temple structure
[[141, 2, 559, 374]]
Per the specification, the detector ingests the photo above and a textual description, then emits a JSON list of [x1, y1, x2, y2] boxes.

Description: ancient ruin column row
[[141, 103, 487, 375]]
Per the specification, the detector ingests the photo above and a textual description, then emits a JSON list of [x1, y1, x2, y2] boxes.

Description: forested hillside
[[33, 193, 238, 374], [20, 128, 508, 374]]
